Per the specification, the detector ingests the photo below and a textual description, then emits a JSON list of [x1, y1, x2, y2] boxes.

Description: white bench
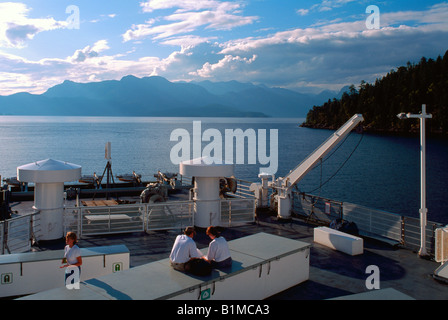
[[314, 226, 363, 256], [1, 245, 129, 298], [19, 233, 311, 300], [84, 214, 132, 223]]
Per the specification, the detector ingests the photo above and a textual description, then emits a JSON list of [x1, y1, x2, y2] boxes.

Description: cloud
[[140, 0, 234, 13], [312, 0, 358, 12], [296, 9, 310, 16], [190, 54, 257, 78], [182, 2, 448, 91], [69, 40, 110, 63], [0, 2, 67, 48], [0, 51, 74, 95], [0, 39, 159, 95], [159, 35, 217, 47], [123, 0, 258, 42], [5, 23, 39, 45], [1, 2, 448, 96], [90, 13, 117, 24]]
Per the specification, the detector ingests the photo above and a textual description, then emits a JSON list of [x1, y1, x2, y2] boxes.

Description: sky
[[0, 0, 447, 96]]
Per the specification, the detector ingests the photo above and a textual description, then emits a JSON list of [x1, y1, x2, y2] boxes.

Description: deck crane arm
[[273, 114, 364, 219]]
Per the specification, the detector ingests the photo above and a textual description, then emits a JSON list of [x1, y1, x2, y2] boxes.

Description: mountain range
[[0, 75, 347, 118]]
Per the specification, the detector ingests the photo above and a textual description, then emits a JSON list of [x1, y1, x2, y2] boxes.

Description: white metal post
[[397, 104, 432, 257]]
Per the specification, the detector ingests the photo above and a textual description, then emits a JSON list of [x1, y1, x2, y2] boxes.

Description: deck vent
[[435, 226, 448, 263], [17, 159, 82, 240]]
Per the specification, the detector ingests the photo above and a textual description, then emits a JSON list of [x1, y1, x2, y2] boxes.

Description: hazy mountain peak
[[1, 75, 342, 117]]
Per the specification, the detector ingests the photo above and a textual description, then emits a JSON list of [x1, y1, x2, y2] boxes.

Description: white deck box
[[314, 226, 363, 256], [1, 245, 129, 298]]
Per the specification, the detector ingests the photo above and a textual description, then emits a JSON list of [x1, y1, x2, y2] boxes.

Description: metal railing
[[146, 201, 193, 231], [292, 191, 443, 257], [292, 192, 343, 224], [64, 198, 256, 238], [64, 204, 145, 237], [0, 212, 40, 254], [180, 176, 256, 200], [343, 202, 442, 255], [401, 216, 442, 256], [220, 198, 256, 227], [343, 202, 403, 241], [234, 178, 256, 199]]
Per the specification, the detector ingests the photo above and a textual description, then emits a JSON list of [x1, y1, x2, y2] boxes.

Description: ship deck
[[24, 199, 448, 301]]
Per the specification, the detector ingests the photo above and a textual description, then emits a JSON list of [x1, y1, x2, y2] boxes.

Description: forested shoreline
[[301, 50, 448, 137]]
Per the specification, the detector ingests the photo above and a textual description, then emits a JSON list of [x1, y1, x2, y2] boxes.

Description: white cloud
[[69, 40, 110, 63], [190, 54, 257, 78], [123, 0, 258, 42], [90, 13, 117, 23], [381, 2, 448, 30], [140, 0, 228, 13], [0, 41, 161, 95], [0, 2, 67, 48], [0, 51, 73, 95], [296, 9, 309, 16], [315, 0, 357, 12], [183, 2, 448, 91], [1, 2, 448, 96], [159, 35, 217, 47]]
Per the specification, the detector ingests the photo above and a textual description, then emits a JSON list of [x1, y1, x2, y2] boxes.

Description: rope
[[301, 130, 364, 194]]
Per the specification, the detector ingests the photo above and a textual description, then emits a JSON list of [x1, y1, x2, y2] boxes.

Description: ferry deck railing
[[179, 176, 256, 199], [63, 197, 255, 238], [292, 191, 443, 257], [4, 180, 442, 259], [0, 212, 40, 254]]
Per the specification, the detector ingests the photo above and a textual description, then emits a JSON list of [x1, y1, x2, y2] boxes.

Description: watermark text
[[366, 5, 380, 30], [66, 5, 80, 29], [365, 265, 380, 289], [170, 121, 278, 175]]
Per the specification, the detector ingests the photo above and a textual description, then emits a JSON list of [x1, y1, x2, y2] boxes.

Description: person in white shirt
[[61, 232, 82, 286], [169, 226, 203, 271], [204, 226, 232, 269]]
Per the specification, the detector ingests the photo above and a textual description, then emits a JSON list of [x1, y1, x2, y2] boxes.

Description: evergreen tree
[[301, 50, 448, 136]]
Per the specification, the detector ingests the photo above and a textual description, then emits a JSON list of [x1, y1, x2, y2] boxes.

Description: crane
[[270, 114, 364, 219]]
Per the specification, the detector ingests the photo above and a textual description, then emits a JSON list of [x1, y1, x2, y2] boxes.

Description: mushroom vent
[[17, 158, 81, 183]]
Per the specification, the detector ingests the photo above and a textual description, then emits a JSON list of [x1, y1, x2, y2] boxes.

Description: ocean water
[[0, 116, 447, 224]]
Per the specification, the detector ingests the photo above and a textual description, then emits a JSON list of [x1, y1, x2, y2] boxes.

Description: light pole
[[397, 104, 432, 257]]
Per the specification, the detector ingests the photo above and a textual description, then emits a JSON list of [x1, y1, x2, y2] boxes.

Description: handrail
[[64, 198, 256, 238], [291, 190, 442, 257], [1, 212, 40, 254]]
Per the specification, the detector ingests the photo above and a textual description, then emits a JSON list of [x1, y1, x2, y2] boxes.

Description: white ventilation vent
[[435, 226, 448, 263]]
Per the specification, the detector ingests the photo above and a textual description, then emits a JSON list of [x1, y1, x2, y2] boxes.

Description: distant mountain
[[0, 76, 343, 118], [190, 80, 256, 95]]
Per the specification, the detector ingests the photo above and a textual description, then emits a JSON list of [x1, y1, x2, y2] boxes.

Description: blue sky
[[0, 0, 447, 95]]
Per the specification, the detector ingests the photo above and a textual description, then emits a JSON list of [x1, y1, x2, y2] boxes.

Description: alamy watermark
[[170, 121, 278, 175], [366, 5, 380, 30], [66, 5, 80, 29], [65, 267, 80, 290], [365, 265, 380, 290]]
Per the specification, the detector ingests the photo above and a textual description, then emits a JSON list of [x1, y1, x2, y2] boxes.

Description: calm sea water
[[0, 116, 447, 224]]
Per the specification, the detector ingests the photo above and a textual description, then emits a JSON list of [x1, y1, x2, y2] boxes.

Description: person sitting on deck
[[169, 226, 203, 272], [203, 226, 232, 269]]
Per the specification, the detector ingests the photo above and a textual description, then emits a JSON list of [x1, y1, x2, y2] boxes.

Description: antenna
[[105, 141, 112, 164], [94, 142, 116, 200]]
